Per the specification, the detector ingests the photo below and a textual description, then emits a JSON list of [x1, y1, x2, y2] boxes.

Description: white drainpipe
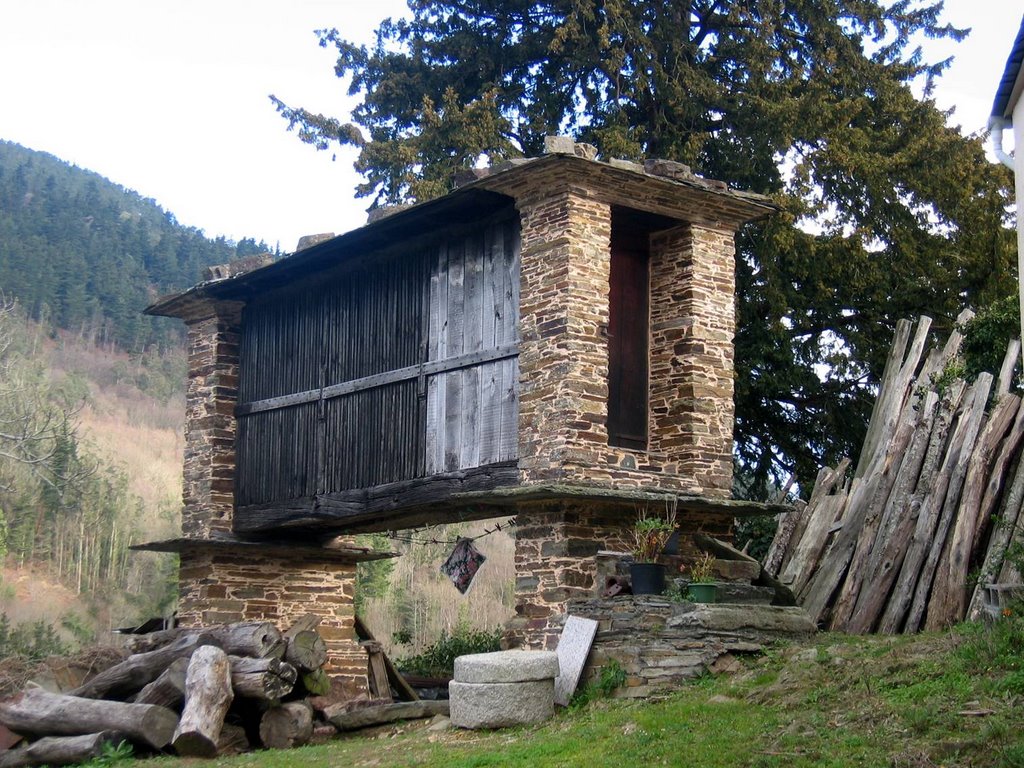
[[990, 116, 1015, 170]]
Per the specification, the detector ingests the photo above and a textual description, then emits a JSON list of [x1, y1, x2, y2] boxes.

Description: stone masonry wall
[[509, 501, 732, 650], [178, 551, 367, 688], [648, 223, 736, 496], [183, 304, 243, 538]]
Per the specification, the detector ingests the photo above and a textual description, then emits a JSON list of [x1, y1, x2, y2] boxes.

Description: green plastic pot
[[687, 582, 718, 603]]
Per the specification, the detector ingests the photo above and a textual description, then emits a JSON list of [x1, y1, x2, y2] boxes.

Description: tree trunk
[[132, 658, 188, 710], [0, 690, 178, 749], [71, 633, 220, 700], [284, 631, 328, 673], [126, 622, 285, 660], [229, 657, 297, 701], [172, 646, 233, 758], [0, 731, 127, 768], [259, 702, 314, 749]]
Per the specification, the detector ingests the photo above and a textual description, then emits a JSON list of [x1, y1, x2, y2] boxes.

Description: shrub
[[396, 621, 502, 677]]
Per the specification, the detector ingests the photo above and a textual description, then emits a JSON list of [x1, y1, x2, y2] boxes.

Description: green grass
[[147, 617, 1024, 768]]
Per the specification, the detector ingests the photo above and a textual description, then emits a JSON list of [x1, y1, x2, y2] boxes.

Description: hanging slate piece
[[440, 538, 486, 594]]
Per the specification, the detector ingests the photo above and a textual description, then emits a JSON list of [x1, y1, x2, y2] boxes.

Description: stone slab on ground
[[449, 679, 555, 729], [554, 616, 597, 706], [326, 701, 449, 732], [454, 651, 558, 684]]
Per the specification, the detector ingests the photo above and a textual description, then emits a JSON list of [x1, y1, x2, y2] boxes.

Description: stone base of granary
[[176, 548, 367, 689], [507, 499, 733, 650], [130, 535, 385, 695], [567, 596, 814, 699]]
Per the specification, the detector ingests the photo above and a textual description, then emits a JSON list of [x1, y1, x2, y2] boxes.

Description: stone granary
[[141, 140, 781, 689]]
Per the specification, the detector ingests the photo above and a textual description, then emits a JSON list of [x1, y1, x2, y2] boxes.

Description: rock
[[543, 135, 576, 155], [426, 715, 451, 732], [643, 158, 693, 180], [449, 679, 555, 729], [608, 158, 644, 173], [710, 653, 742, 675], [454, 651, 559, 684], [294, 234, 335, 252], [573, 143, 598, 160]]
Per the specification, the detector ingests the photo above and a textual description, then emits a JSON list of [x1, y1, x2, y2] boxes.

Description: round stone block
[[454, 650, 559, 683], [449, 679, 555, 729]]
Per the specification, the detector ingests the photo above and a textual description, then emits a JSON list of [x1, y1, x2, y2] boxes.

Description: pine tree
[[275, 0, 1016, 493]]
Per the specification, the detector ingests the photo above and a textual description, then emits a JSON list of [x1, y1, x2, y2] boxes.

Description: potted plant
[[684, 552, 718, 603], [628, 507, 677, 595]]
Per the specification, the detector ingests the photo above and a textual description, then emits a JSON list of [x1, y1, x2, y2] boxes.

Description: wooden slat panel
[[499, 222, 521, 461]]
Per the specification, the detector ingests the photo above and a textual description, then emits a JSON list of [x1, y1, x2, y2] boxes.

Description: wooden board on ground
[[354, 616, 419, 702], [554, 616, 598, 707]]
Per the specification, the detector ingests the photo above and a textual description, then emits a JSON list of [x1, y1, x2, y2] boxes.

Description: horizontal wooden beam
[[236, 344, 519, 417], [233, 462, 520, 534]]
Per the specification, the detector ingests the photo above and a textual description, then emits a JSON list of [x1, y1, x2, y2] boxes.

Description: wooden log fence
[[767, 313, 1024, 632]]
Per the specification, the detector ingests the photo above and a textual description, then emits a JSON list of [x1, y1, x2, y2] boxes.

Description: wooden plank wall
[[235, 214, 520, 510], [426, 219, 520, 474]]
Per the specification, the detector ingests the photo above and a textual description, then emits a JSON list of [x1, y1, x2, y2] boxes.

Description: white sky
[[0, 1, 1019, 253]]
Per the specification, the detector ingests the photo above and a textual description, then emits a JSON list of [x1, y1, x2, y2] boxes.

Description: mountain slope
[[0, 140, 275, 351]]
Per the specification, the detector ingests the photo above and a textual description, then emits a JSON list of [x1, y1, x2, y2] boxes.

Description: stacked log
[[767, 314, 1024, 632], [0, 618, 369, 766]]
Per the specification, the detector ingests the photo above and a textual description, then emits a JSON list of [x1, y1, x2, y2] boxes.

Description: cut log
[[300, 668, 332, 697], [126, 622, 285, 660], [172, 645, 233, 758], [973, 402, 1024, 562], [763, 500, 805, 577], [0, 689, 178, 749], [259, 701, 314, 750], [995, 338, 1021, 399], [0, 731, 128, 768], [325, 700, 449, 732], [71, 632, 219, 700], [132, 658, 188, 709], [854, 318, 914, 479], [783, 494, 846, 596], [284, 631, 328, 673], [229, 656, 296, 701], [216, 723, 249, 755]]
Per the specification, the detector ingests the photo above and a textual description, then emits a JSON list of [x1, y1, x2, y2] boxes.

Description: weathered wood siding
[[427, 223, 520, 473], [235, 215, 519, 510]]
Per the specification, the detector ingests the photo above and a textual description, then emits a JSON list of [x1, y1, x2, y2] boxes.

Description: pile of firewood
[[0, 618, 343, 765], [766, 313, 1024, 633]]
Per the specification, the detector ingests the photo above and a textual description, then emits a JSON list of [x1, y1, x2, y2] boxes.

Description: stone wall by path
[[509, 501, 733, 650], [565, 596, 815, 699]]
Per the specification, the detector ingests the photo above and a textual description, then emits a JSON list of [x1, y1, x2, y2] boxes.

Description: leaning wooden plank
[[972, 400, 1024, 562], [854, 318, 913, 478], [325, 701, 449, 732], [132, 658, 188, 709], [763, 500, 806, 577], [876, 384, 966, 633], [845, 391, 941, 634], [783, 494, 847, 596], [0, 690, 178, 750], [966, 455, 1024, 621], [931, 392, 1021, 628], [995, 338, 1021, 399], [172, 646, 233, 758], [921, 374, 991, 630], [71, 632, 220, 700], [229, 657, 296, 701], [823, 387, 933, 629], [914, 374, 995, 630], [779, 460, 850, 580], [354, 616, 420, 702], [0, 731, 127, 768]]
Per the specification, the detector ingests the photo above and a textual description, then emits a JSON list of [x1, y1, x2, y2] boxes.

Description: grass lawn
[[148, 617, 1024, 768]]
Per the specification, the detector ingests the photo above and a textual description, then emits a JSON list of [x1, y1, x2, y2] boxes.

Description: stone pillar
[[516, 190, 612, 483], [177, 551, 367, 687], [648, 223, 736, 496], [182, 302, 243, 537]]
